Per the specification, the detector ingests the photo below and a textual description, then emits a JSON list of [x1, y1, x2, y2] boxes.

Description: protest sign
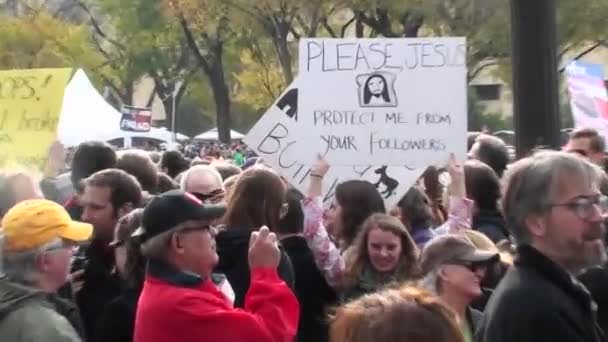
[[244, 80, 425, 209], [0, 68, 72, 169], [566, 61, 608, 149], [294, 38, 467, 166], [120, 105, 152, 132]]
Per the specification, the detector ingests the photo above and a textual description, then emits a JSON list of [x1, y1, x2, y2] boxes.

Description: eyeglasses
[[445, 260, 489, 273], [546, 194, 608, 220]]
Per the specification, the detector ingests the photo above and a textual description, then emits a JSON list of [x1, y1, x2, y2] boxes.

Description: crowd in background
[[0, 127, 607, 342]]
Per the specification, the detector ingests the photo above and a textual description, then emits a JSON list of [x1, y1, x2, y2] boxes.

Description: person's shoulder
[[3, 304, 81, 341]]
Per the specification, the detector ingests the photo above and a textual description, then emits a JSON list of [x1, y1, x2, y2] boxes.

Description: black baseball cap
[[132, 190, 225, 242]]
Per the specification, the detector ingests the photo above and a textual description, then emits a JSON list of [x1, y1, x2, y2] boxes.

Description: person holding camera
[[133, 190, 299, 342]]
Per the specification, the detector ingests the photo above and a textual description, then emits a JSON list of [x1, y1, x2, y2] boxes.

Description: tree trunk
[[269, 18, 294, 85], [355, 15, 364, 38], [204, 51, 231, 143]]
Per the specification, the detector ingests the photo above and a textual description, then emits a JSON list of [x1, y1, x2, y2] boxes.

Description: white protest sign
[[294, 38, 468, 166], [244, 80, 425, 209]]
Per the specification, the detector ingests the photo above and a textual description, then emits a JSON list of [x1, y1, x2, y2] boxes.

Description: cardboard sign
[[0, 68, 72, 169], [120, 105, 152, 132], [295, 38, 468, 166], [244, 80, 424, 209], [566, 61, 608, 150]]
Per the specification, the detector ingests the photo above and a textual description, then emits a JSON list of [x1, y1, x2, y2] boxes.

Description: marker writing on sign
[[18, 109, 58, 132], [306, 41, 466, 72]]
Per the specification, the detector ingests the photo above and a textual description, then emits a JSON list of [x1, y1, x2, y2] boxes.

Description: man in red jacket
[[132, 190, 299, 342]]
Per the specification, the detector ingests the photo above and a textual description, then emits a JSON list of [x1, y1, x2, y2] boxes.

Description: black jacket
[[473, 210, 509, 243], [476, 245, 604, 342], [281, 236, 337, 342], [76, 239, 123, 342], [93, 288, 140, 342], [215, 226, 295, 308], [580, 264, 608, 337]]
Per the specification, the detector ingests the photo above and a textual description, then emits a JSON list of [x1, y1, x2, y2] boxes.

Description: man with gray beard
[[477, 151, 607, 342]]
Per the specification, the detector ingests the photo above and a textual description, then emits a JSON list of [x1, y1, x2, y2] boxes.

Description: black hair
[[277, 188, 305, 235], [71, 141, 117, 189], [363, 74, 390, 104]]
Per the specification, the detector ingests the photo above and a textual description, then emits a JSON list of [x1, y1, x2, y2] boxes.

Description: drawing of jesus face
[[368, 75, 385, 95]]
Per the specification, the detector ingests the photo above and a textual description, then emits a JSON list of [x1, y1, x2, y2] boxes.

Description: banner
[[120, 105, 152, 132], [244, 80, 424, 209], [294, 38, 468, 166], [0, 68, 72, 169], [566, 61, 608, 147]]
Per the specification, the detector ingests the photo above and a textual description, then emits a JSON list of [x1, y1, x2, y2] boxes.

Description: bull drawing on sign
[[276, 88, 298, 121], [374, 166, 399, 199]]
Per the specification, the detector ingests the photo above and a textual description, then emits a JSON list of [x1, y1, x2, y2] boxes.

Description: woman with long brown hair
[[342, 214, 420, 301], [215, 165, 295, 307], [303, 157, 386, 288], [330, 286, 465, 342]]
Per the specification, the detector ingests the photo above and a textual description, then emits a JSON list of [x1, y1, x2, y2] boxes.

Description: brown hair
[[85, 169, 143, 215], [223, 166, 285, 232], [335, 180, 386, 247], [344, 214, 420, 289], [116, 150, 159, 193], [114, 209, 146, 290], [571, 127, 605, 153], [211, 160, 242, 181], [464, 160, 501, 212], [330, 286, 465, 342]]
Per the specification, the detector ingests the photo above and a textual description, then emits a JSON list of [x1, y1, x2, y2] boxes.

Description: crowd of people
[[0, 126, 607, 342]]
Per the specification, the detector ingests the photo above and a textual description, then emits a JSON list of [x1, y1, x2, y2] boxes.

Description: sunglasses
[[445, 260, 490, 273], [191, 189, 225, 203]]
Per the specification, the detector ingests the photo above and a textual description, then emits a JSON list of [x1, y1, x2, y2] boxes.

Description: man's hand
[[248, 226, 280, 270]]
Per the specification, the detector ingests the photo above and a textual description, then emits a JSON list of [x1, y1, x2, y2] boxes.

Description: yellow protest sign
[[0, 68, 73, 169]]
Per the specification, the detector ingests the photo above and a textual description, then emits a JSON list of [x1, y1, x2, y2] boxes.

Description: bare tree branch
[[558, 40, 606, 73], [468, 59, 499, 82], [73, 0, 127, 51], [179, 16, 211, 74], [340, 14, 357, 38]]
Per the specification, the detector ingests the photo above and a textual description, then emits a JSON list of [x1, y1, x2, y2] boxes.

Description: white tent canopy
[[57, 70, 188, 147], [193, 128, 244, 141]]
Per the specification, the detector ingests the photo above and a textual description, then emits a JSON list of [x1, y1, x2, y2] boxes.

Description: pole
[[510, 0, 560, 158], [171, 93, 177, 143]]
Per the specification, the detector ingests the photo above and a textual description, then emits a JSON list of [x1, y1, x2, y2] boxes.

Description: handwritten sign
[[294, 38, 467, 166], [0, 68, 72, 169], [244, 80, 424, 209]]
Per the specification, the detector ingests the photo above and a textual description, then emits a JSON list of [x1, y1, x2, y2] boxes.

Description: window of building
[[473, 84, 502, 101]]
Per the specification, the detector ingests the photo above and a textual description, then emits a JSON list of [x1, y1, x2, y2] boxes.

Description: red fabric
[[134, 268, 299, 342]]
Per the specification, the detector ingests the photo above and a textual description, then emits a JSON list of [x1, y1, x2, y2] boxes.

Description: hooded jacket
[[215, 226, 295, 307], [0, 278, 83, 342]]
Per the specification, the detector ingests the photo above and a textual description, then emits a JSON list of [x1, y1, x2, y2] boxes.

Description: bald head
[[180, 165, 224, 195]]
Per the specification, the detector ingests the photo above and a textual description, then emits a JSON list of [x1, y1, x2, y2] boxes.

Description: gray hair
[[503, 151, 602, 245], [2, 237, 63, 286], [180, 165, 224, 192], [140, 230, 173, 260], [419, 267, 442, 296]]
